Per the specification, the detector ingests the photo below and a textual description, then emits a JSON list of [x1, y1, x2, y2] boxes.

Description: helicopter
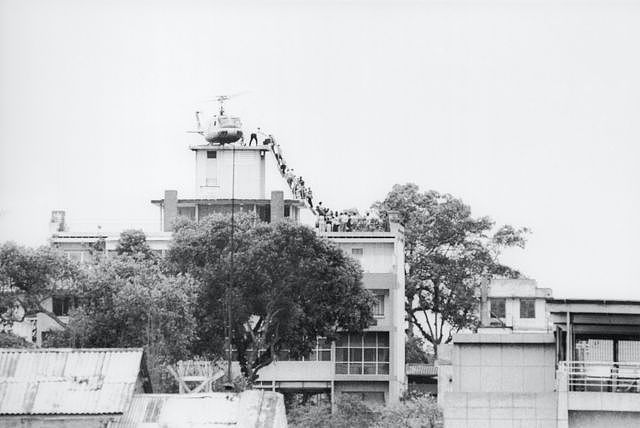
[[190, 95, 244, 145]]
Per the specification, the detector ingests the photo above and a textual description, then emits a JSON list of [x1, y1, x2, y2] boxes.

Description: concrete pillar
[[270, 191, 284, 223], [556, 368, 569, 428], [566, 311, 572, 361], [163, 190, 178, 232], [259, 150, 266, 199], [480, 281, 490, 327]]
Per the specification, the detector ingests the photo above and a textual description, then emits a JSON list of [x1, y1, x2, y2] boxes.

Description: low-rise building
[[42, 139, 407, 404], [0, 348, 151, 428], [111, 390, 287, 428], [439, 280, 640, 428]]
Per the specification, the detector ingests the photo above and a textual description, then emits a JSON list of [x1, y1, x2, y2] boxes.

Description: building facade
[[439, 279, 640, 427], [255, 224, 406, 403], [43, 140, 406, 404]]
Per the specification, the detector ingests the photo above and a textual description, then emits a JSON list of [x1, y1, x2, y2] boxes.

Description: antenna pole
[[227, 144, 236, 384]]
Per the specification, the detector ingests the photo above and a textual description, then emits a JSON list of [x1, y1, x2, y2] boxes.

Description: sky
[[1, 0, 639, 299]]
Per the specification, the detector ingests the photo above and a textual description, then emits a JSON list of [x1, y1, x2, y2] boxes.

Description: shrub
[[287, 393, 442, 428]]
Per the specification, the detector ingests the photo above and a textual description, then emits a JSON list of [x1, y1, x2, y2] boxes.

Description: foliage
[[378, 395, 442, 427], [41, 329, 73, 348], [287, 401, 333, 428], [287, 394, 377, 428], [373, 183, 529, 356], [57, 255, 198, 391], [0, 242, 80, 329], [287, 394, 442, 428], [405, 335, 432, 364], [166, 213, 375, 382], [0, 332, 34, 348], [116, 229, 156, 260]]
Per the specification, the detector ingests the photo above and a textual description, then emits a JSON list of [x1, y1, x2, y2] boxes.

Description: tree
[[0, 332, 34, 348], [59, 255, 198, 391], [287, 394, 442, 428], [405, 336, 432, 364], [373, 184, 529, 357], [116, 229, 157, 260], [166, 213, 376, 382], [0, 242, 81, 331]]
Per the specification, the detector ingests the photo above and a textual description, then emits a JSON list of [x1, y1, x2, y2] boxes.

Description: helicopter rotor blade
[[202, 91, 250, 103]]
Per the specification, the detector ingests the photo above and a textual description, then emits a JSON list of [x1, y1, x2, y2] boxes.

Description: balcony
[[560, 361, 640, 393], [558, 361, 640, 413]]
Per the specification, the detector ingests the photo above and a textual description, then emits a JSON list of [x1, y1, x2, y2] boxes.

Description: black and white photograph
[[0, 1, 639, 427]]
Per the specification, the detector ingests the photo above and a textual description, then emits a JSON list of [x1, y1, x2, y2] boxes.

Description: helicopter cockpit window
[[218, 117, 242, 128]]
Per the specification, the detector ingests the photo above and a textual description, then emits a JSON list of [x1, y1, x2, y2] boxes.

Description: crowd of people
[[314, 205, 385, 232], [263, 132, 316, 209], [244, 128, 386, 232]]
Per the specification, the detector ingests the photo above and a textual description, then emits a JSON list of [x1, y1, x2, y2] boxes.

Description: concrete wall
[[337, 241, 395, 274], [569, 411, 640, 427], [194, 147, 266, 199], [439, 335, 557, 427], [486, 279, 552, 331], [492, 298, 548, 331], [258, 361, 332, 382], [448, 342, 556, 393], [440, 392, 557, 428], [194, 146, 299, 202]]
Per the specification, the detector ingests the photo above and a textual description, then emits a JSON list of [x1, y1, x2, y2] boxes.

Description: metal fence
[[559, 361, 640, 393]]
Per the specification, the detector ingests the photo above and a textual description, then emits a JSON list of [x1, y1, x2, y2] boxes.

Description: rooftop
[[112, 391, 286, 428], [0, 348, 149, 415], [189, 144, 271, 152]]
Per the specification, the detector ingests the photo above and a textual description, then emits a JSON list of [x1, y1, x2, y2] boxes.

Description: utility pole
[[226, 144, 236, 385]]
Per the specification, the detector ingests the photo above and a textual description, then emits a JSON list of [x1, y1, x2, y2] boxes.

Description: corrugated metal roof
[[406, 363, 438, 377], [0, 348, 143, 415], [111, 391, 287, 427]]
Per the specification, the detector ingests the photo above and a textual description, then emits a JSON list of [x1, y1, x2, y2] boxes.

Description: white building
[[44, 140, 406, 404]]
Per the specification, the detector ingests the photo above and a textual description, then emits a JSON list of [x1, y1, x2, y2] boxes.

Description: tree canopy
[[0, 242, 80, 330], [116, 229, 157, 260], [373, 183, 529, 356], [166, 214, 375, 382], [50, 254, 199, 390]]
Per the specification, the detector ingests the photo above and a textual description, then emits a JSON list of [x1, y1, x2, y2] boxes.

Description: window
[[275, 338, 331, 362], [351, 248, 363, 257], [218, 117, 242, 128], [372, 294, 384, 317], [52, 296, 77, 316], [489, 298, 506, 319], [218, 117, 241, 128], [307, 338, 331, 361], [335, 332, 389, 375], [205, 152, 217, 186], [178, 206, 196, 220], [519, 299, 536, 319]]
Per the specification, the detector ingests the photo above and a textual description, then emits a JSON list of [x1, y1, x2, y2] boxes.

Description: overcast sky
[[1, 0, 639, 299]]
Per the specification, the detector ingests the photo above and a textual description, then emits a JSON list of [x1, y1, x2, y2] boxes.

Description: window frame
[[519, 298, 536, 319], [335, 332, 390, 376], [489, 297, 506, 319], [372, 294, 385, 318]]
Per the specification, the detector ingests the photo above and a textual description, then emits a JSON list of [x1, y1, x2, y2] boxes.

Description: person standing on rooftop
[[249, 127, 259, 146]]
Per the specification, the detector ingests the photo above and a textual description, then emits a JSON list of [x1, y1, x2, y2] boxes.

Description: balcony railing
[[559, 361, 640, 393]]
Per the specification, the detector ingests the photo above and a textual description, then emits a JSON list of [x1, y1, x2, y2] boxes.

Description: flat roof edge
[[453, 333, 555, 344]]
